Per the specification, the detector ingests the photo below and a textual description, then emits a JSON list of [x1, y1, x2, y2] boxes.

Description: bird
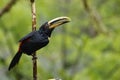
[[8, 17, 71, 70]]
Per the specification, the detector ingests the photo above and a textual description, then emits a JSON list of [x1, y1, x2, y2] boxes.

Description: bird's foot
[[32, 54, 37, 60], [32, 56, 37, 60]]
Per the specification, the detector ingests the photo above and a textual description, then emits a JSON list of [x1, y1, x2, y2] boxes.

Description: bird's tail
[[8, 51, 22, 71]]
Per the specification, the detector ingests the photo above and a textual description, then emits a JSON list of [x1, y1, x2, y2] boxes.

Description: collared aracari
[[8, 17, 71, 70]]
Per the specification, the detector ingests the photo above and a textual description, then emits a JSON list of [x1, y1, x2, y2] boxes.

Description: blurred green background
[[0, 0, 120, 80]]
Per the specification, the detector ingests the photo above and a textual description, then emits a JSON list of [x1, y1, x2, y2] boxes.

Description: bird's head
[[39, 17, 71, 37]]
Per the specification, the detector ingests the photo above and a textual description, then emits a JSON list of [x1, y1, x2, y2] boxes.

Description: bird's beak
[[48, 17, 71, 29]]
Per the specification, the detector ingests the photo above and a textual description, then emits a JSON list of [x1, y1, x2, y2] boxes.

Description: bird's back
[[20, 31, 49, 55]]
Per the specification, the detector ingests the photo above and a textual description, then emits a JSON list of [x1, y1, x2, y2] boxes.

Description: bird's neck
[[38, 30, 50, 38]]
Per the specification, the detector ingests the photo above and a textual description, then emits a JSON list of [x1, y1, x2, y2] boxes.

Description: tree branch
[[30, 0, 37, 80], [0, 0, 18, 18], [82, 0, 108, 35]]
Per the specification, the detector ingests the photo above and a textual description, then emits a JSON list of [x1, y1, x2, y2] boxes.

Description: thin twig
[[0, 0, 17, 17], [82, 0, 108, 34], [30, 0, 37, 80]]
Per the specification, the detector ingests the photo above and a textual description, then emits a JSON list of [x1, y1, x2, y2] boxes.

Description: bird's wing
[[19, 31, 36, 42]]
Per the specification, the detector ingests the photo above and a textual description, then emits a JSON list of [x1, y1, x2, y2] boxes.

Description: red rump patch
[[18, 38, 30, 51]]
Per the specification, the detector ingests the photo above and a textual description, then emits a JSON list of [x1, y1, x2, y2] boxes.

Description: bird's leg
[[32, 53, 37, 60]]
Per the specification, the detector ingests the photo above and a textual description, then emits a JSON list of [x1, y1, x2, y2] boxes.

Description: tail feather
[[8, 51, 22, 71]]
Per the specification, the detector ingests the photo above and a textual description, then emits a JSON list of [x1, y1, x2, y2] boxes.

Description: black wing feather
[[19, 31, 36, 42]]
